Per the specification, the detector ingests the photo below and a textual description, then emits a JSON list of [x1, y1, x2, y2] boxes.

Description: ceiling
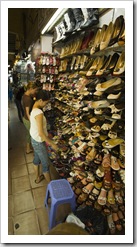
[[8, 8, 57, 67]]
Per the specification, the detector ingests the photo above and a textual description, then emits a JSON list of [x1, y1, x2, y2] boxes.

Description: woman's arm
[[35, 113, 58, 151], [26, 106, 30, 120]]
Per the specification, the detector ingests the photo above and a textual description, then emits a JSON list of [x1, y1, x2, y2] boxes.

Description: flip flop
[[35, 174, 45, 184]]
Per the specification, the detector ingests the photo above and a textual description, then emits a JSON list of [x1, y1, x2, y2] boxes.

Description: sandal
[[75, 187, 82, 196], [97, 188, 107, 205], [82, 183, 94, 194], [103, 170, 112, 190], [115, 191, 123, 205], [90, 187, 100, 199], [96, 166, 104, 177], [110, 203, 119, 213], [102, 138, 124, 149], [77, 192, 88, 203], [107, 214, 116, 234], [94, 180, 103, 190], [111, 155, 120, 170], [103, 202, 111, 215], [112, 212, 122, 231], [94, 154, 103, 165], [107, 189, 115, 204], [35, 174, 45, 184], [120, 143, 125, 157], [102, 153, 111, 168], [117, 210, 125, 227]]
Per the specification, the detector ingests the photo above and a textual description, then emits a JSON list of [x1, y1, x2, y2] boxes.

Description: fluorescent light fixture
[[41, 8, 68, 34]]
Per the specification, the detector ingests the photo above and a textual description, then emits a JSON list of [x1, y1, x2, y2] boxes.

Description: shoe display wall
[[35, 52, 60, 89], [46, 8, 125, 235]]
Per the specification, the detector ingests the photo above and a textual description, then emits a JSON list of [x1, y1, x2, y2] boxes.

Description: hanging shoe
[[80, 8, 99, 29], [65, 8, 76, 34], [72, 8, 84, 32]]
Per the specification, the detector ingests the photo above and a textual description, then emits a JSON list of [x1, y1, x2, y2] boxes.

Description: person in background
[[8, 80, 13, 105], [22, 81, 39, 154], [30, 90, 59, 183], [13, 85, 25, 123]]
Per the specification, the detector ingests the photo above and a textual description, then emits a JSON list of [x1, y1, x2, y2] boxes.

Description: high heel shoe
[[90, 24, 108, 55], [103, 53, 120, 75], [118, 20, 125, 46], [109, 15, 125, 47], [113, 51, 125, 75], [100, 22, 114, 50], [96, 77, 122, 92], [86, 56, 106, 76], [96, 55, 112, 75]]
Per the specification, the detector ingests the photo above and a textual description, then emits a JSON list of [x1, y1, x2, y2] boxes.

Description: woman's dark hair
[[36, 90, 51, 101]]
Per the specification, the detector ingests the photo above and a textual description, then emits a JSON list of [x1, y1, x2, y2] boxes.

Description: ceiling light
[[41, 8, 68, 34]]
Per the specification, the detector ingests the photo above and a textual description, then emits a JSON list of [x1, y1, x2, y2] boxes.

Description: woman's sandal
[[110, 155, 120, 171], [103, 202, 111, 215], [102, 138, 124, 149], [107, 189, 115, 204], [112, 212, 122, 231], [35, 174, 45, 184], [97, 188, 107, 205], [77, 192, 88, 203], [82, 183, 94, 194], [103, 170, 112, 190], [102, 153, 111, 168], [117, 210, 125, 227], [115, 191, 124, 205]]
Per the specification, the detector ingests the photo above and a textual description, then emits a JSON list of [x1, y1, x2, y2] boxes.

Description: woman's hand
[[52, 143, 59, 152]]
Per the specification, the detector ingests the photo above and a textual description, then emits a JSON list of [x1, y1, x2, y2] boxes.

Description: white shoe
[[66, 213, 85, 229]]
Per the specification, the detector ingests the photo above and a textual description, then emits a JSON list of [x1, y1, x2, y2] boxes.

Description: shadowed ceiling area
[[8, 8, 57, 67]]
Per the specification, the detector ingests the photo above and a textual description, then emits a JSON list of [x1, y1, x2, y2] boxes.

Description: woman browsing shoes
[[30, 90, 59, 183]]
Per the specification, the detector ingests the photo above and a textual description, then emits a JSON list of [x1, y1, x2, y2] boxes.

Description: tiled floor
[[8, 102, 65, 235]]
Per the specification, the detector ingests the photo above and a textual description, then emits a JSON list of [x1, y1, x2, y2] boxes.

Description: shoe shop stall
[[33, 8, 126, 236]]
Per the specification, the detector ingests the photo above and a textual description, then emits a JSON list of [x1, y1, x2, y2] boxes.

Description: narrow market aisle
[[8, 101, 60, 235]]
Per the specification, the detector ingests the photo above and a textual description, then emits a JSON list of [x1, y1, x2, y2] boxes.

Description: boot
[[80, 8, 99, 29], [59, 20, 67, 40], [72, 8, 84, 31], [81, 8, 89, 26], [54, 24, 62, 43], [64, 9, 76, 33]]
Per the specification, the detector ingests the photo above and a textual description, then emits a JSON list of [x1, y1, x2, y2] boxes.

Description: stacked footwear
[[53, 8, 99, 43]]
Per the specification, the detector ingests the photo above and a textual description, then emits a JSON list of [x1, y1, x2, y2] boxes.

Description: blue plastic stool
[[44, 179, 76, 230]]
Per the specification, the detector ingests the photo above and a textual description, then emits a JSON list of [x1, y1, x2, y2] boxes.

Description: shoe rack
[[35, 52, 60, 91], [50, 9, 125, 234]]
